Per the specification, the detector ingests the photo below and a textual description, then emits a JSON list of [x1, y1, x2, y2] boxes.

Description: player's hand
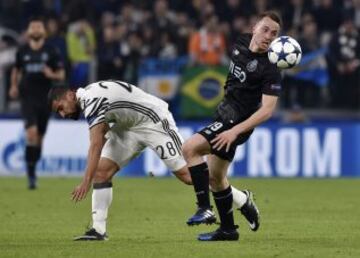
[[210, 129, 238, 152], [43, 65, 54, 79], [71, 179, 91, 202], [9, 85, 19, 99]]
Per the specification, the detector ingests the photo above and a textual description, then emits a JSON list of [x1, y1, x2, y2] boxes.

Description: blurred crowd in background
[[0, 0, 359, 118]]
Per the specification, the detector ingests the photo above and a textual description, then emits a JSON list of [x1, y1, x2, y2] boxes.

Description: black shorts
[[20, 98, 51, 135], [198, 118, 253, 162]]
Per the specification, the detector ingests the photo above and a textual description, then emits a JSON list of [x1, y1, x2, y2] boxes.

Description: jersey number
[[99, 80, 132, 93], [156, 142, 177, 159], [209, 122, 223, 132]]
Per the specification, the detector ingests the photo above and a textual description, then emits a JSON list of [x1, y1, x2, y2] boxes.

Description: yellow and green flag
[[180, 66, 227, 118]]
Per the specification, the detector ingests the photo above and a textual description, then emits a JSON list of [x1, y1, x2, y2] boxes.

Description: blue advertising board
[[0, 119, 359, 177], [119, 120, 360, 177]]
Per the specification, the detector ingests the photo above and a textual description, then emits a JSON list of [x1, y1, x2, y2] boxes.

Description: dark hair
[[258, 11, 282, 28], [47, 86, 70, 109], [28, 16, 45, 25]]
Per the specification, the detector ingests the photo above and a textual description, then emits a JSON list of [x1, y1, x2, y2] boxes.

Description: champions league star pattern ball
[[268, 36, 302, 69]]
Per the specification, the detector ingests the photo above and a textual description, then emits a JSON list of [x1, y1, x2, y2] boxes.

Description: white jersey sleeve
[[76, 80, 169, 129], [76, 86, 110, 129]]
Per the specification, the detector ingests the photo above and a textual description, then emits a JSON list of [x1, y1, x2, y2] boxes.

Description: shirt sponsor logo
[[229, 61, 246, 83], [246, 59, 258, 72]]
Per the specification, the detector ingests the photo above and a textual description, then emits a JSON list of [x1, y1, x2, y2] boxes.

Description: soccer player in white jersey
[[48, 80, 246, 241]]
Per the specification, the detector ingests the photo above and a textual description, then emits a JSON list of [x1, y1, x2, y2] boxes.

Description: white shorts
[[101, 112, 186, 172]]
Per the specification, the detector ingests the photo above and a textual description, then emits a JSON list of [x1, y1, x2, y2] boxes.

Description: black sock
[[213, 186, 236, 230], [93, 182, 113, 189], [25, 145, 41, 180], [27, 164, 36, 179], [189, 162, 210, 208]]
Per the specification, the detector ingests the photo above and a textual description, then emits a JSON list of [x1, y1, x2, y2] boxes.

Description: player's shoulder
[[80, 81, 116, 98], [231, 34, 252, 58], [234, 33, 252, 48], [76, 85, 105, 110], [16, 44, 30, 54], [263, 59, 281, 75], [81, 82, 101, 96]]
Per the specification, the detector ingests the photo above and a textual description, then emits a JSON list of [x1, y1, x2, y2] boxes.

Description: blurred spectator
[[0, 1, 21, 31], [283, 15, 323, 108], [299, 14, 322, 53], [188, 0, 214, 26], [313, 0, 342, 38], [90, 0, 122, 21], [63, 0, 93, 23], [20, 0, 45, 29], [141, 25, 158, 57], [253, 0, 271, 15], [282, 0, 311, 34], [97, 25, 124, 80], [0, 34, 17, 111], [188, 15, 226, 66], [116, 2, 141, 33], [100, 12, 116, 30], [46, 17, 67, 64], [230, 16, 250, 42], [66, 19, 96, 87], [0, 0, 359, 113], [327, 14, 360, 109], [345, 0, 360, 28], [42, 0, 62, 17], [354, 0, 360, 28], [158, 32, 178, 59], [215, 0, 252, 24], [145, 0, 177, 58], [123, 31, 143, 84], [174, 12, 194, 56]]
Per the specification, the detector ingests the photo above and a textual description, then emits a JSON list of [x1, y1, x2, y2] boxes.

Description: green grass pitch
[[0, 177, 359, 258]]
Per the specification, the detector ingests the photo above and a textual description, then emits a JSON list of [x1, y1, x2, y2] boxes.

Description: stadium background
[[0, 1, 360, 258], [0, 0, 359, 177]]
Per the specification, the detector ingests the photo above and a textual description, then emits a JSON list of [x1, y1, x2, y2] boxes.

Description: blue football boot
[[198, 226, 239, 241], [187, 206, 216, 226]]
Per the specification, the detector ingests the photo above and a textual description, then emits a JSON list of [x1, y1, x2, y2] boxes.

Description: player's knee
[[94, 158, 119, 183], [94, 169, 113, 183], [182, 142, 196, 161], [26, 127, 40, 144]]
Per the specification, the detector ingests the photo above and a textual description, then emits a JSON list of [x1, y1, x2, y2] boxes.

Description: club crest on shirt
[[246, 59, 258, 72], [233, 49, 240, 56]]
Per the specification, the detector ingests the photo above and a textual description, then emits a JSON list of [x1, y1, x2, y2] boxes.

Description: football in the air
[[268, 36, 302, 69]]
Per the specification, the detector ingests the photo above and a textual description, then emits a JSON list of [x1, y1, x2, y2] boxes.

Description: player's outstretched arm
[[211, 94, 278, 152], [233, 94, 278, 134], [71, 122, 109, 202]]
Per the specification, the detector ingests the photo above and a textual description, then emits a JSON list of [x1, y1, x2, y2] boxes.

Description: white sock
[[231, 186, 247, 209], [92, 186, 113, 234]]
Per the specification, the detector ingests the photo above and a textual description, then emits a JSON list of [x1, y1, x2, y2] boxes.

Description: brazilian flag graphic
[[180, 66, 228, 118]]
